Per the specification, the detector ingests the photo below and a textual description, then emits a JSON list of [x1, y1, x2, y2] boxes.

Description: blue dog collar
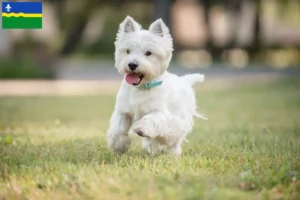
[[138, 80, 163, 89]]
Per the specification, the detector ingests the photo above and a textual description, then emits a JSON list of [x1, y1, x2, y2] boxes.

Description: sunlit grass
[[0, 78, 299, 200]]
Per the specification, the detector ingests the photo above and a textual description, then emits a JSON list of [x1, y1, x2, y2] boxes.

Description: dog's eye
[[126, 49, 131, 54], [145, 51, 152, 56]]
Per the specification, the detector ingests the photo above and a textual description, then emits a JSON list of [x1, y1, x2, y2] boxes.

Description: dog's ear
[[116, 16, 141, 42], [149, 19, 169, 37], [119, 16, 141, 34], [149, 18, 173, 64]]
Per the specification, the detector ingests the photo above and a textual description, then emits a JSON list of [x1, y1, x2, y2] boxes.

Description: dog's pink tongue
[[125, 74, 140, 84]]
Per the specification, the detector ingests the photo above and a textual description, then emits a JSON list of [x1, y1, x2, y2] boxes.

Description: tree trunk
[[153, 0, 172, 25], [226, 0, 244, 49], [153, 0, 178, 53], [202, 0, 222, 62], [60, 19, 89, 56], [253, 0, 261, 52], [60, 1, 97, 56]]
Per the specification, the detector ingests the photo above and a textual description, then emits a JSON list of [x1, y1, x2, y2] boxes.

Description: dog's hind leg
[[166, 137, 186, 156], [142, 138, 163, 155], [106, 111, 132, 154]]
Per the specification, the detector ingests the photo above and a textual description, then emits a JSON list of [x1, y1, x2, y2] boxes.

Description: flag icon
[[2, 2, 42, 29]]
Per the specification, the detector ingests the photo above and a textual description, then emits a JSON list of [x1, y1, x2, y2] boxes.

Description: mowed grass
[[0, 78, 299, 200]]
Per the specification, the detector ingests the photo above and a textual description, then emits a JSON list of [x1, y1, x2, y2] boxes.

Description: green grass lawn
[[0, 78, 299, 200]]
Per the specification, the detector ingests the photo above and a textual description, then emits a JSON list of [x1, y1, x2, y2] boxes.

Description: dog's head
[[114, 16, 173, 86]]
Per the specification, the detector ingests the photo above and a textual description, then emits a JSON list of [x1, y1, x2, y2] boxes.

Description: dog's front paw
[[132, 120, 152, 138], [107, 133, 131, 154]]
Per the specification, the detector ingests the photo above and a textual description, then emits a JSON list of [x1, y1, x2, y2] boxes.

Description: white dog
[[106, 16, 206, 156]]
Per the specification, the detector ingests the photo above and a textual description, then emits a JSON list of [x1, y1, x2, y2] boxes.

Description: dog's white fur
[[106, 16, 206, 156]]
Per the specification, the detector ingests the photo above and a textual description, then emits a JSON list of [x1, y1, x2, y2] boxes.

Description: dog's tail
[[194, 111, 208, 120], [181, 74, 205, 86]]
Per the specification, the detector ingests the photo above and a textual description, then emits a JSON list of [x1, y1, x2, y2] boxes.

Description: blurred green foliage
[[0, 60, 54, 79], [81, 5, 152, 56]]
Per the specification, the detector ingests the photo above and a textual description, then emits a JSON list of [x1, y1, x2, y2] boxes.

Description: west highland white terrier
[[106, 16, 207, 156]]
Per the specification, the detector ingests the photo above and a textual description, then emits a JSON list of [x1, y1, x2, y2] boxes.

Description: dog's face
[[114, 16, 173, 86]]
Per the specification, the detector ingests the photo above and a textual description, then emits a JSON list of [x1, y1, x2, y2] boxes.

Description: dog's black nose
[[128, 62, 138, 71]]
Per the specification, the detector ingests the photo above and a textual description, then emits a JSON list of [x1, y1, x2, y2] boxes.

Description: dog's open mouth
[[125, 73, 144, 85]]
